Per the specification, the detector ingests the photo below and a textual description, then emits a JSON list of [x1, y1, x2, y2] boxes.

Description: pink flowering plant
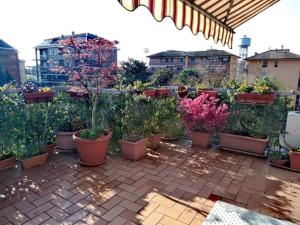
[[179, 95, 229, 134], [52, 36, 118, 132]]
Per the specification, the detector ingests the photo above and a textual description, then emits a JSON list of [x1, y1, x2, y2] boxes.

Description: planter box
[[22, 153, 48, 169], [147, 133, 161, 149], [23, 92, 54, 104], [45, 144, 56, 155], [0, 157, 16, 171], [119, 138, 147, 161], [67, 90, 89, 100], [192, 131, 210, 148], [237, 93, 275, 105], [270, 159, 289, 166], [290, 151, 300, 170], [219, 133, 269, 155], [157, 88, 169, 97], [144, 90, 156, 97], [56, 131, 76, 151], [197, 89, 218, 98], [73, 131, 112, 166]]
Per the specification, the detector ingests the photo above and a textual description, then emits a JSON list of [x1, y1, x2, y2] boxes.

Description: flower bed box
[[197, 89, 218, 98], [156, 88, 169, 97], [21, 153, 48, 169], [219, 133, 269, 156], [67, 90, 89, 100], [237, 93, 275, 105], [0, 157, 16, 171], [119, 138, 147, 161], [23, 92, 54, 104], [143, 90, 156, 97]]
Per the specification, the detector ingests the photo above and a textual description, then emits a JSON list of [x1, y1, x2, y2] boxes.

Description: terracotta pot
[[22, 92, 54, 104], [144, 90, 157, 97], [147, 133, 161, 149], [290, 151, 300, 170], [237, 93, 275, 105], [56, 131, 76, 150], [22, 153, 48, 169], [219, 133, 269, 155], [270, 159, 289, 166], [73, 131, 112, 166], [0, 157, 16, 171], [157, 88, 169, 97], [191, 131, 210, 148], [197, 89, 218, 98], [119, 138, 147, 161], [45, 144, 56, 155]]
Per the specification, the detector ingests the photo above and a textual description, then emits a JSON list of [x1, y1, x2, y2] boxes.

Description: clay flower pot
[[45, 144, 56, 155], [144, 90, 157, 97], [22, 91, 54, 104], [73, 131, 112, 166], [177, 87, 188, 98], [197, 89, 218, 98], [21, 153, 48, 169], [0, 157, 16, 171], [56, 131, 76, 151], [147, 133, 161, 149], [119, 138, 147, 161], [191, 131, 211, 148], [290, 150, 300, 170], [219, 133, 269, 155]]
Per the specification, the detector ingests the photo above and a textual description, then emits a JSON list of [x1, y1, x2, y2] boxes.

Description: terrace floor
[[0, 139, 300, 225]]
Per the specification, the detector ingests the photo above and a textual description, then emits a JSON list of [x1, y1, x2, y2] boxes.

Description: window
[[59, 60, 64, 66], [262, 60, 268, 68], [179, 58, 184, 64], [170, 58, 174, 63], [190, 57, 196, 64], [223, 57, 228, 62], [274, 61, 278, 67], [165, 58, 169, 63]]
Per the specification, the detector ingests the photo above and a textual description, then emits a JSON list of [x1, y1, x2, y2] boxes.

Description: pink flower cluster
[[180, 94, 229, 133]]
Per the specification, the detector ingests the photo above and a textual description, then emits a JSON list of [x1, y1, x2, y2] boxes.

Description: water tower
[[239, 35, 251, 59]]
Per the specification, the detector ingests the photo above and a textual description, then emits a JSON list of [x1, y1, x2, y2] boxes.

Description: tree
[[151, 68, 174, 86], [177, 69, 199, 85], [54, 36, 118, 129], [118, 59, 151, 85]]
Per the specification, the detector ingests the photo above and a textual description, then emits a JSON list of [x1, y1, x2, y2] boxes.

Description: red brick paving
[[1, 139, 300, 224]]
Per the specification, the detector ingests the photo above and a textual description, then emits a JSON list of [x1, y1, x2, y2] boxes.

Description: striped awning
[[118, 0, 279, 48]]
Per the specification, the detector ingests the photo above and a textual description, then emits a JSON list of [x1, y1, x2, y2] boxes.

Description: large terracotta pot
[[237, 93, 275, 105], [0, 157, 16, 171], [119, 138, 147, 161], [56, 131, 76, 151], [219, 133, 269, 155], [22, 153, 48, 169], [22, 92, 54, 104], [73, 131, 112, 166], [191, 131, 210, 148], [290, 151, 300, 170], [147, 134, 161, 149]]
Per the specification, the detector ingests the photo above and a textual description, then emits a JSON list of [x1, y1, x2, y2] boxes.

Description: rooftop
[[0, 39, 16, 51], [148, 49, 238, 58], [0, 140, 299, 225], [246, 49, 300, 61]]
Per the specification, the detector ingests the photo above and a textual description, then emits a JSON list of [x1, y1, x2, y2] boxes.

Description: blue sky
[[1, 0, 299, 66]]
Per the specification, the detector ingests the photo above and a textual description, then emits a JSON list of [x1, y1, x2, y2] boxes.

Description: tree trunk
[[91, 94, 98, 129]]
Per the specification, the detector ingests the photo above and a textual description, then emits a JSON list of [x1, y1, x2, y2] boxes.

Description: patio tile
[[102, 205, 125, 222]]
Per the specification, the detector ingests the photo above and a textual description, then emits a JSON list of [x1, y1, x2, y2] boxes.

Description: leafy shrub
[[151, 68, 174, 86]]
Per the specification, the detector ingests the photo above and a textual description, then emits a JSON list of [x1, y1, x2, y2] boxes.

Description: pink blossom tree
[[54, 36, 118, 129]]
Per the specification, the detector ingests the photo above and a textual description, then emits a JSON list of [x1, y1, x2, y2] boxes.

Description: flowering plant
[[253, 77, 273, 94], [180, 95, 229, 133]]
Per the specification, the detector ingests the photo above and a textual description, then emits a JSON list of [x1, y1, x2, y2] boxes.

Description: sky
[[1, 0, 300, 66]]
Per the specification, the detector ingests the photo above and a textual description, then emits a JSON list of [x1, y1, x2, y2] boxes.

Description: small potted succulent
[[290, 147, 300, 170], [22, 82, 54, 104], [180, 94, 228, 148], [119, 95, 151, 160], [197, 83, 218, 98]]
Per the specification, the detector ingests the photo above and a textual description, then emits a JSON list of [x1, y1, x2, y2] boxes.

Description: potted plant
[[197, 83, 218, 98], [290, 147, 300, 170], [270, 151, 289, 166], [0, 149, 16, 171], [143, 83, 157, 97], [67, 86, 89, 100], [119, 95, 151, 160], [22, 82, 54, 104], [55, 36, 117, 166], [180, 95, 228, 148], [177, 86, 188, 98], [160, 116, 184, 141], [237, 77, 275, 105]]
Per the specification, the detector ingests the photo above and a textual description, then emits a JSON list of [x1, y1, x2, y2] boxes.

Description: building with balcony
[[0, 39, 21, 85], [34, 32, 118, 86], [148, 49, 239, 78]]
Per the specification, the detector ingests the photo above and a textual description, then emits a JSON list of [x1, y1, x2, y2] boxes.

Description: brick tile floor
[[1, 139, 300, 225]]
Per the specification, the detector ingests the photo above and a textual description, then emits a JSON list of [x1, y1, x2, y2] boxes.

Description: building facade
[[148, 49, 239, 78], [245, 48, 300, 110], [0, 39, 21, 86], [34, 33, 118, 86]]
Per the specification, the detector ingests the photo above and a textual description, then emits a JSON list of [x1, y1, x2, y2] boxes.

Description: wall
[[0, 49, 21, 85], [247, 59, 300, 91]]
